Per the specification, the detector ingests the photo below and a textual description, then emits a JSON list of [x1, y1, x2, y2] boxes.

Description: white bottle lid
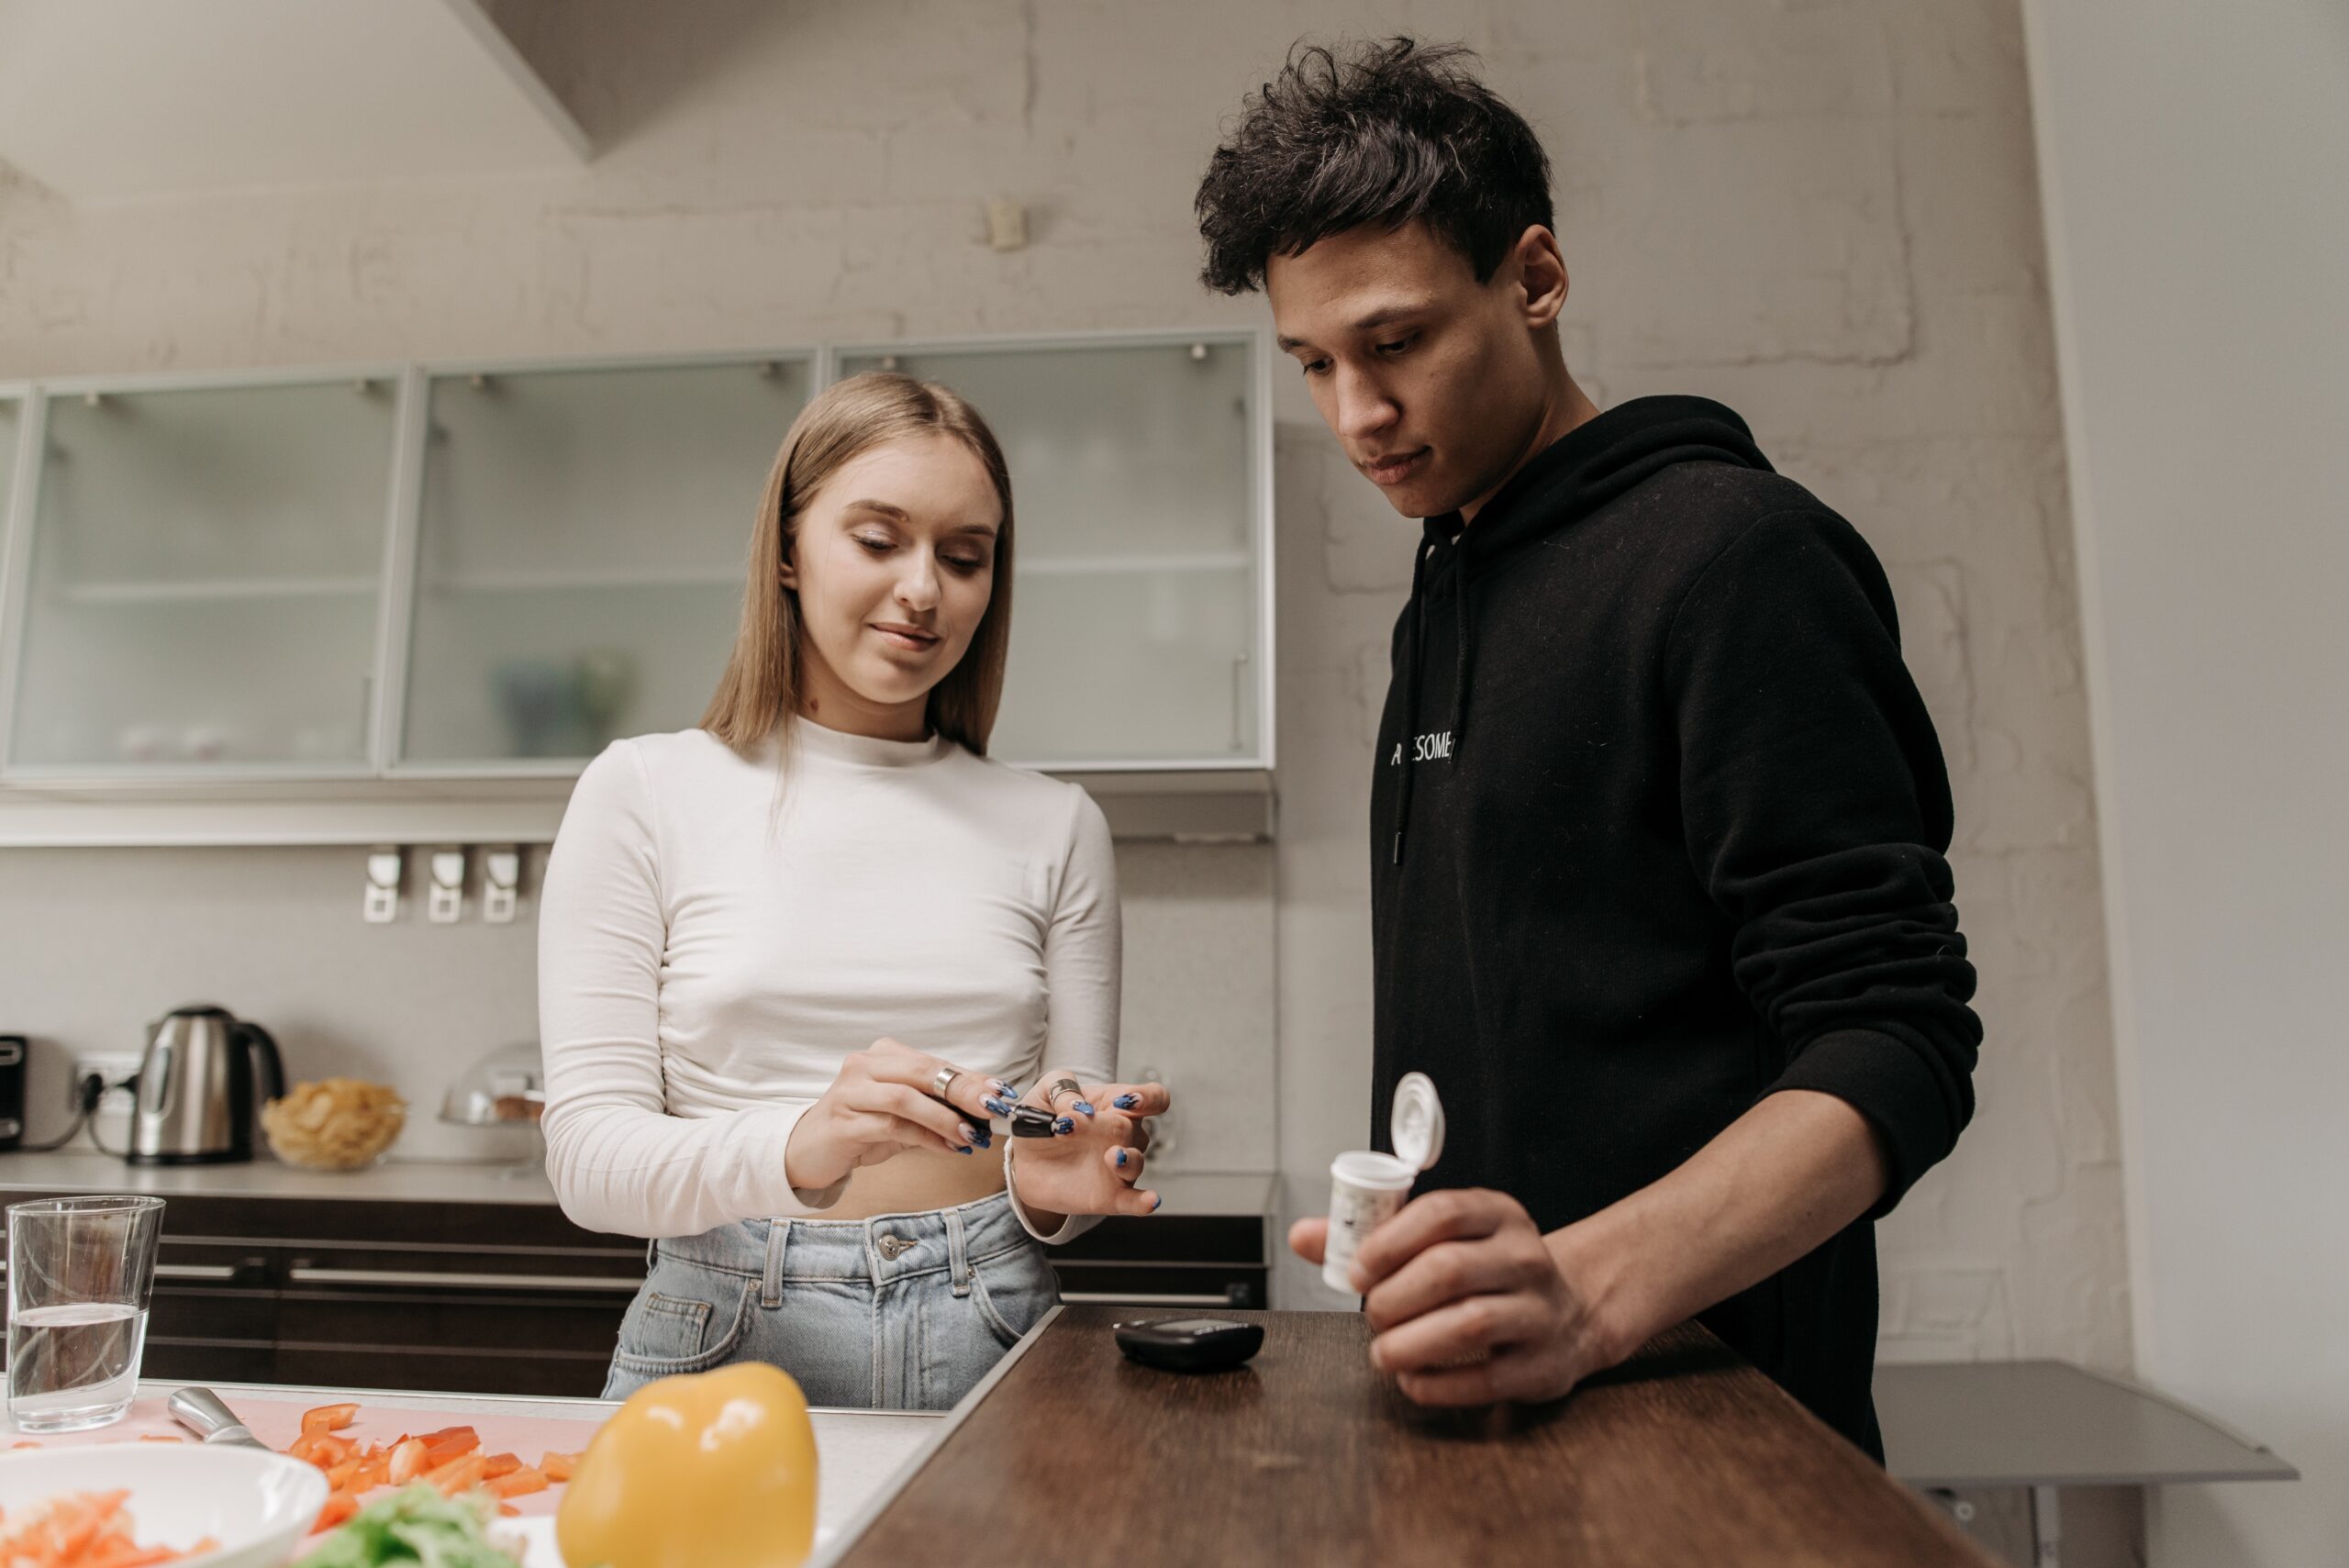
[[1389, 1072, 1446, 1171]]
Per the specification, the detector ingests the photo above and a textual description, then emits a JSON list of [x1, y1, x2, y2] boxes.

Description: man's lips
[[1362, 447, 1430, 485], [872, 624, 940, 651]]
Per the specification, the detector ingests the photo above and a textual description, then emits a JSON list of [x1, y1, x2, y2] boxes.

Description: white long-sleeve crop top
[[537, 717, 1119, 1240]]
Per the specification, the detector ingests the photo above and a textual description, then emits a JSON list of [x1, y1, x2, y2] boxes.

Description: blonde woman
[[540, 373, 1168, 1408]]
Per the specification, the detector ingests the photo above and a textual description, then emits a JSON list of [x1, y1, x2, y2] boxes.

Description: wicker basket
[[261, 1078, 407, 1170]]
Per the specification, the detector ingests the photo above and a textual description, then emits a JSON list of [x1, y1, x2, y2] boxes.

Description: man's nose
[[1333, 365, 1400, 446]]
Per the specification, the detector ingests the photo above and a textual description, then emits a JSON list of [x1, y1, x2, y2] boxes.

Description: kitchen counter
[[823, 1306, 2003, 1568], [61, 1378, 940, 1550], [12, 1307, 1996, 1564], [0, 1149, 1275, 1217]]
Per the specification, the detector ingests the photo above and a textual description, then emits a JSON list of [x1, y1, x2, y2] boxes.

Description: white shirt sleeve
[[538, 740, 846, 1238], [1006, 784, 1122, 1244]]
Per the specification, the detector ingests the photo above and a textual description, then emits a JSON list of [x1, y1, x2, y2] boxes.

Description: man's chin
[[1375, 480, 1460, 522]]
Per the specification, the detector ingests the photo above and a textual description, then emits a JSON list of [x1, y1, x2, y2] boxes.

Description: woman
[[539, 373, 1167, 1409]]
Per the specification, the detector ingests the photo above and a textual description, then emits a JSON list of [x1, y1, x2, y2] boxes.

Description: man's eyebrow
[[1278, 305, 1431, 353]]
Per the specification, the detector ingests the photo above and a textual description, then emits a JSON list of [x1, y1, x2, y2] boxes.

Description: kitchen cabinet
[[0, 1177, 1269, 1398], [2, 373, 401, 775], [397, 356, 813, 769], [837, 337, 1270, 769], [0, 332, 1275, 844]]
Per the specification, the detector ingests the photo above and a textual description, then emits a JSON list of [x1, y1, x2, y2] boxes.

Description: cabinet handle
[[286, 1266, 643, 1293], [2, 1261, 250, 1283], [1057, 1289, 1238, 1307], [1230, 653, 1249, 751]]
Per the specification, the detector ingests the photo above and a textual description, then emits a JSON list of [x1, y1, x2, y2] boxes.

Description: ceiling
[[0, 0, 588, 201]]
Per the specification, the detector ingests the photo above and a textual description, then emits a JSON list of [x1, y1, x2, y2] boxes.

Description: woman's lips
[[1364, 448, 1430, 486], [873, 625, 941, 651]]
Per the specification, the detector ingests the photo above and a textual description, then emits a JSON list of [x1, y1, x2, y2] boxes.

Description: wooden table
[[827, 1306, 1998, 1567]]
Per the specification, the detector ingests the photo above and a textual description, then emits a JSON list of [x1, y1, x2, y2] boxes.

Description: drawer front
[[274, 1341, 615, 1399], [142, 1340, 278, 1385], [1049, 1261, 1266, 1309], [275, 1288, 628, 1362]]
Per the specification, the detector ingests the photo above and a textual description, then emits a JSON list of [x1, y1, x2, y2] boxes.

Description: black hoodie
[[1368, 395, 1980, 1457]]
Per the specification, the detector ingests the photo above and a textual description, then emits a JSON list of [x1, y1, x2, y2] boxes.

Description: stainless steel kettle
[[127, 1005, 285, 1165]]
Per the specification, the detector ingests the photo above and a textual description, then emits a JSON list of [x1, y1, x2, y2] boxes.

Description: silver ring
[[1044, 1076, 1083, 1106], [930, 1066, 961, 1101]]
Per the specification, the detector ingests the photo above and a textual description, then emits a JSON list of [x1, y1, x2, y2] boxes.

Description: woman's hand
[[1004, 1071, 1173, 1223], [783, 1038, 1018, 1195]]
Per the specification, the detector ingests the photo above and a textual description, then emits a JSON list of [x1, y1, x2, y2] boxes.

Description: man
[[1193, 39, 1980, 1456]]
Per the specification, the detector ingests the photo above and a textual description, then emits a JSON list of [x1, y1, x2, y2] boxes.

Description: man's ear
[[1514, 225, 1569, 330]]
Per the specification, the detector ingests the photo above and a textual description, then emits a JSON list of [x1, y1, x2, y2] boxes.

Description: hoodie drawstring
[[1453, 550, 1476, 763], [1393, 528, 1480, 868], [1392, 535, 1435, 866]]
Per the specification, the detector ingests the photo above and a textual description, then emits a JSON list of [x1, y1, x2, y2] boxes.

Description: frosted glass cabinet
[[0, 331, 1272, 797], [398, 358, 812, 767], [4, 375, 397, 773], [839, 339, 1264, 766]]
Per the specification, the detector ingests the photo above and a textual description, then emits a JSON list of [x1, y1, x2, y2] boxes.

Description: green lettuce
[[293, 1484, 524, 1568]]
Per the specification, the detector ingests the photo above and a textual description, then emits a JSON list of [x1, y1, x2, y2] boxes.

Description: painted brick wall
[[0, 0, 2125, 1372]]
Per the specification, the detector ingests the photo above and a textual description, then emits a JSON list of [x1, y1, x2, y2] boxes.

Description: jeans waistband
[[651, 1189, 1030, 1290]]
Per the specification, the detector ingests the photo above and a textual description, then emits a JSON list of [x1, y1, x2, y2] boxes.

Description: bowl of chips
[[261, 1077, 407, 1170]]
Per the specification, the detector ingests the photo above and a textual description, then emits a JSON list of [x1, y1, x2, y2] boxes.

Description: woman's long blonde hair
[[702, 372, 1016, 756]]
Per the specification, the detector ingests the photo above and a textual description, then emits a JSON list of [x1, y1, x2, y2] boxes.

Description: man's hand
[[1291, 1188, 1626, 1407]]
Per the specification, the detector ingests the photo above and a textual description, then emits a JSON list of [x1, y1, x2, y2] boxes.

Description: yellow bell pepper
[[557, 1361, 819, 1568]]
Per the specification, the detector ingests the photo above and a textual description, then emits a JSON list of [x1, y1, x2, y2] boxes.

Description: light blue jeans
[[600, 1191, 1059, 1410]]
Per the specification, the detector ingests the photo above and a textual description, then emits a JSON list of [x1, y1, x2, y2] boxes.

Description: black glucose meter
[[1113, 1316, 1265, 1372]]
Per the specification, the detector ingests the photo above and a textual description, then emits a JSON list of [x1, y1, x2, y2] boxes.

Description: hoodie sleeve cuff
[[1763, 1027, 1965, 1218]]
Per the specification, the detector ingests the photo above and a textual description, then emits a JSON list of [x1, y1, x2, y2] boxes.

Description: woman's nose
[[896, 560, 941, 610]]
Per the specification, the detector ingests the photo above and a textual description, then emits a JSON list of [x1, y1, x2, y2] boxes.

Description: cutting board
[[4, 1393, 604, 1519]]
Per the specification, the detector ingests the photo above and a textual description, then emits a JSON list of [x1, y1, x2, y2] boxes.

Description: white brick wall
[[0, 0, 2127, 1372]]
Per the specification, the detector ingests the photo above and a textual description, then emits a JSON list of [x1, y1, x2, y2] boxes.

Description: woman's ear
[[778, 539, 799, 592]]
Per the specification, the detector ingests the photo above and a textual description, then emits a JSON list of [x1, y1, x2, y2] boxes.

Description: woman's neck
[[796, 662, 930, 741]]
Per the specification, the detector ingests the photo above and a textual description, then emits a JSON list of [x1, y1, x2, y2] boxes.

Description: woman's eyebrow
[[844, 498, 996, 539]]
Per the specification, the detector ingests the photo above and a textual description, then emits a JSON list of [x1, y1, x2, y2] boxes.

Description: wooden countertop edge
[[805, 1302, 1067, 1568]]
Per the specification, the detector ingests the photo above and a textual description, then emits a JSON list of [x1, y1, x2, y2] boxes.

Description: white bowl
[[0, 1442, 328, 1567]]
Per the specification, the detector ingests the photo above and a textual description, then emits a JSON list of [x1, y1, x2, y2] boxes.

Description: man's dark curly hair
[[1194, 38, 1553, 295]]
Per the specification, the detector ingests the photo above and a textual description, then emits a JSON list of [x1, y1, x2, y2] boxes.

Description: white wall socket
[[69, 1053, 143, 1115]]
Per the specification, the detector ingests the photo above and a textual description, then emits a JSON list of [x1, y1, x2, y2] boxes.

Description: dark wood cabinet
[[10, 1186, 1268, 1398]]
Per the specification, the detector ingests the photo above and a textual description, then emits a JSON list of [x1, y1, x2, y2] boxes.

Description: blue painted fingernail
[[992, 1079, 1016, 1096], [1113, 1094, 1139, 1110], [1054, 1117, 1075, 1136], [958, 1123, 978, 1145], [1074, 1100, 1096, 1118], [1150, 1194, 1163, 1213], [956, 1145, 973, 1155], [973, 1128, 993, 1149], [984, 1096, 1014, 1117], [1115, 1149, 1129, 1168]]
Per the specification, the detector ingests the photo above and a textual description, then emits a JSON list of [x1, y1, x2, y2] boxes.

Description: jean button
[[875, 1234, 916, 1261]]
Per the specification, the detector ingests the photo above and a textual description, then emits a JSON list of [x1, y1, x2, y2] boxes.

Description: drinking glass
[[6, 1195, 164, 1432]]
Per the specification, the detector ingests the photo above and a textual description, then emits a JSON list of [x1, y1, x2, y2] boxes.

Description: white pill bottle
[[1322, 1071, 1446, 1296]]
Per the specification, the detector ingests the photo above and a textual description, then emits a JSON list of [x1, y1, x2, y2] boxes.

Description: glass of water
[[6, 1195, 164, 1432]]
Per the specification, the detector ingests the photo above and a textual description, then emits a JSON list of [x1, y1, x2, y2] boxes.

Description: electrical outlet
[[70, 1053, 142, 1116]]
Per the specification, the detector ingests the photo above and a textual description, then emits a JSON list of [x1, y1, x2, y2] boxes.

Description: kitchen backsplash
[[0, 839, 1274, 1173]]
